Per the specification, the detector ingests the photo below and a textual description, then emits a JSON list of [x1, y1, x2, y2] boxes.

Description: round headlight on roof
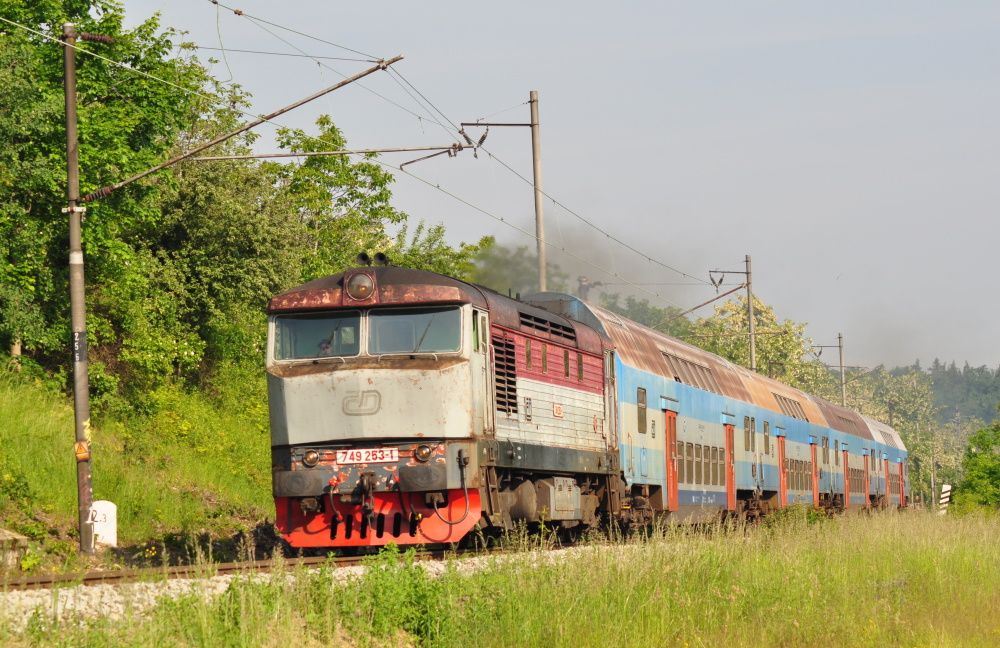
[[346, 273, 375, 301]]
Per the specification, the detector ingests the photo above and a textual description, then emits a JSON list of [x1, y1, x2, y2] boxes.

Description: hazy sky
[[125, 1, 1000, 369]]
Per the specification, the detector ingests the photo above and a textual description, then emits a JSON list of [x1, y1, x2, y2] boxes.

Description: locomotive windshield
[[369, 306, 461, 354], [274, 311, 360, 360], [271, 306, 463, 361]]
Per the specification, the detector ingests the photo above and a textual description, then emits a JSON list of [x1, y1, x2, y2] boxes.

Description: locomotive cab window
[[369, 306, 461, 354], [274, 311, 360, 360]]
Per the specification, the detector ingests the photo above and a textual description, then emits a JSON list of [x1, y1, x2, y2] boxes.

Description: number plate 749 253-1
[[336, 448, 399, 465]]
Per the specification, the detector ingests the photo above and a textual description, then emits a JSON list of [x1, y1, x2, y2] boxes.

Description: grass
[[0, 364, 274, 572], [5, 512, 999, 647]]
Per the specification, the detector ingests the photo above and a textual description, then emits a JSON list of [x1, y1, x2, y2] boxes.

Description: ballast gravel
[[0, 548, 589, 633]]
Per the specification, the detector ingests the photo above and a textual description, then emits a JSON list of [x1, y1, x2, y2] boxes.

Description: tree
[[469, 240, 568, 296], [598, 294, 691, 338], [953, 420, 1000, 510], [0, 0, 212, 371], [685, 295, 833, 393], [0, 2, 485, 400]]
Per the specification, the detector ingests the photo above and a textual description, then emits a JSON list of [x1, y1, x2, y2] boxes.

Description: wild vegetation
[[4, 513, 999, 647], [0, 0, 485, 566], [1, 0, 998, 577]]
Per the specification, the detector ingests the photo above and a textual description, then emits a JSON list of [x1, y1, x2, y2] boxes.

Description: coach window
[[718, 449, 726, 487], [525, 339, 532, 367], [835, 440, 840, 466], [577, 353, 584, 381], [564, 349, 570, 378], [637, 388, 647, 434], [677, 440, 686, 484], [763, 422, 770, 455], [686, 442, 694, 482], [750, 417, 756, 452], [744, 416, 751, 452], [472, 314, 480, 352], [542, 344, 548, 372], [695, 445, 703, 485], [711, 447, 719, 485]]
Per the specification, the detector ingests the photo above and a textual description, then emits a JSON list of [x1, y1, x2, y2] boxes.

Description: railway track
[[1, 549, 455, 592]]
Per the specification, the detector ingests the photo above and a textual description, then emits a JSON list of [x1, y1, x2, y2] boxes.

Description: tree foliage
[[954, 420, 1000, 510], [686, 295, 832, 392], [926, 359, 1000, 424], [469, 239, 568, 296], [0, 1, 484, 400], [598, 294, 691, 338]]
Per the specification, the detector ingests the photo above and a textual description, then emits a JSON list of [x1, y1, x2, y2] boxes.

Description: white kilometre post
[[937, 483, 952, 515]]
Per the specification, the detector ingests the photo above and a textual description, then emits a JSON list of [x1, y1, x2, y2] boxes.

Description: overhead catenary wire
[[206, 0, 377, 59], [474, 100, 530, 123], [200, 5, 719, 307], [192, 46, 377, 62], [378, 159, 684, 309], [215, 0, 458, 140], [213, 0, 234, 83], [479, 146, 713, 286], [2, 15, 676, 307], [386, 71, 714, 288], [199, 3, 716, 289]]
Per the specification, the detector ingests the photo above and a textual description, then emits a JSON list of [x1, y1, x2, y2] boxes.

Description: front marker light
[[303, 449, 320, 467]]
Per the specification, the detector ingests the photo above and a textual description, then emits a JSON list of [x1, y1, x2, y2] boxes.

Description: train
[[265, 264, 908, 549]]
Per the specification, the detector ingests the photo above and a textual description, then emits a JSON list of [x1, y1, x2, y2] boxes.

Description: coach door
[[883, 456, 891, 506], [842, 445, 851, 510], [664, 410, 679, 512], [776, 433, 787, 508], [724, 423, 736, 511], [898, 460, 906, 507], [862, 452, 871, 508], [809, 437, 820, 508]]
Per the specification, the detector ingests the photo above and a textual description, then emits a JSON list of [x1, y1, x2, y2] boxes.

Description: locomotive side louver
[[518, 311, 576, 342], [492, 334, 518, 414]]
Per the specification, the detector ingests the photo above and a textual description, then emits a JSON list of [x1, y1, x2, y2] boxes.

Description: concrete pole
[[63, 22, 95, 555], [838, 332, 846, 406], [746, 254, 756, 372], [529, 90, 546, 292]]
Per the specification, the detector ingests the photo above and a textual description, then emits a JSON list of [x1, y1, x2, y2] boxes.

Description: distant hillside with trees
[[921, 360, 1000, 424]]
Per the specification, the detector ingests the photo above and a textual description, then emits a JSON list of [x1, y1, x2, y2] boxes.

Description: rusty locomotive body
[[266, 266, 909, 549]]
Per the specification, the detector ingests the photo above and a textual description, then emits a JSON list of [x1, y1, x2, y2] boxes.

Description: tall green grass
[[0, 365, 273, 570], [10, 513, 1000, 647]]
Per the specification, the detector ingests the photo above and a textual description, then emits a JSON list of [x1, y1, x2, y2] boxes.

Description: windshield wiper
[[412, 313, 438, 352]]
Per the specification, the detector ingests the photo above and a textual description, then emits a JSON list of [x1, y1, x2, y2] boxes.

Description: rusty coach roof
[[528, 292, 903, 444]]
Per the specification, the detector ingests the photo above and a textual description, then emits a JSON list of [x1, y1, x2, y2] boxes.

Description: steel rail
[[2, 548, 454, 592]]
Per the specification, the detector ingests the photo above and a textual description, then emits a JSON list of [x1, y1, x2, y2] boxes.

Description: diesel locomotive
[[266, 265, 908, 549]]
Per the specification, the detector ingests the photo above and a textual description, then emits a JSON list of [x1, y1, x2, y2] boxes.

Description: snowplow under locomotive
[[266, 266, 909, 549]]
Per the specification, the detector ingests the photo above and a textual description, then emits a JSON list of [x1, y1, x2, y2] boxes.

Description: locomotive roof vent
[[518, 311, 576, 342]]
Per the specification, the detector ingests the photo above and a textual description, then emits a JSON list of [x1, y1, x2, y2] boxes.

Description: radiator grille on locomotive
[[492, 335, 519, 414]]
